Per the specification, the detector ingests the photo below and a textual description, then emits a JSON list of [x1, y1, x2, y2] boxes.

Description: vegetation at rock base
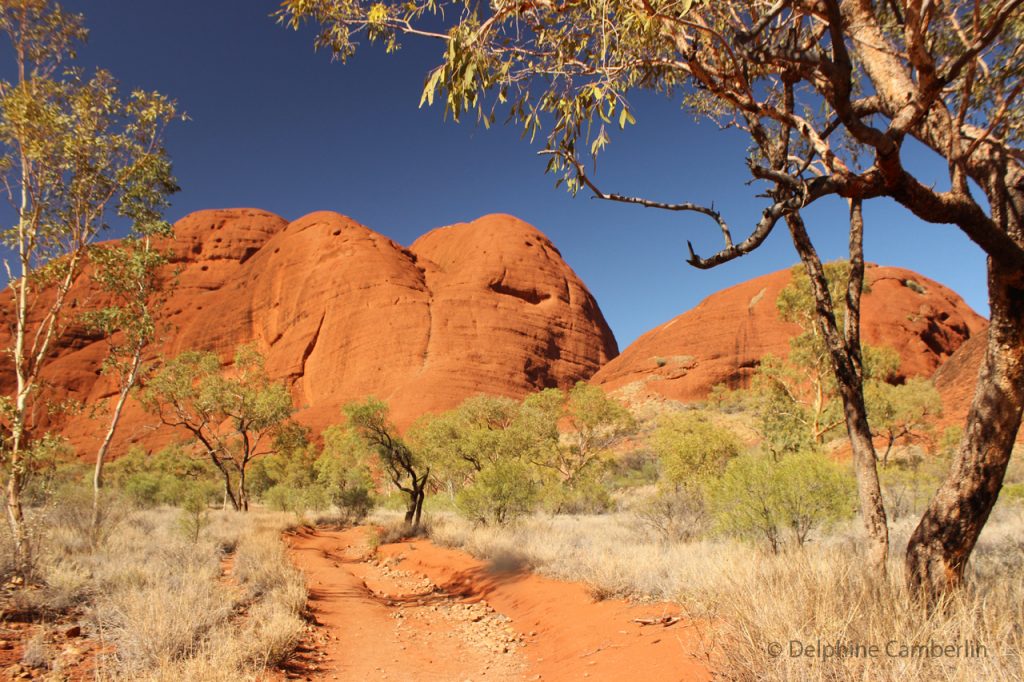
[[139, 345, 297, 512], [283, 0, 1024, 598], [343, 397, 430, 528], [1, 0, 1022, 678]]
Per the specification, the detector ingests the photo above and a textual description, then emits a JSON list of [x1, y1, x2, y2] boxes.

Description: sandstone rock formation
[[932, 332, 1024, 444], [932, 333, 984, 430], [1, 210, 618, 456], [592, 265, 986, 404]]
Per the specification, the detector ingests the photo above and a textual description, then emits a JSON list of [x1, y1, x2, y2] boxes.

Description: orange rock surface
[[932, 333, 984, 430], [932, 331, 1024, 444], [1, 210, 618, 456], [592, 265, 986, 404]]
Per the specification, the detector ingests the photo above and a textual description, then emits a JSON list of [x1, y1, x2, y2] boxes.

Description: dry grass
[[414, 501, 1024, 681], [6, 502, 307, 681]]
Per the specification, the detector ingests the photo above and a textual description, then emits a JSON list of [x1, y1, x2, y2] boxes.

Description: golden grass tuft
[[4, 502, 306, 681]]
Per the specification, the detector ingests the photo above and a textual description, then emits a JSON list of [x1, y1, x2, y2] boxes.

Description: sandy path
[[286, 527, 524, 680], [286, 527, 711, 682]]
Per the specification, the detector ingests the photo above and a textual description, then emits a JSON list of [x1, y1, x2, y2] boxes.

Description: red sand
[[286, 527, 711, 681]]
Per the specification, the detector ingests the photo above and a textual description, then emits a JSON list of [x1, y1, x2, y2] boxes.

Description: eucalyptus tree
[[84, 235, 173, 532], [282, 0, 1024, 597], [141, 345, 296, 512], [0, 0, 178, 570], [344, 397, 430, 528]]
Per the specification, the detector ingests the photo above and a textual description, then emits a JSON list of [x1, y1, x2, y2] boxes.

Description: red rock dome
[[592, 265, 985, 404], [0, 210, 618, 456]]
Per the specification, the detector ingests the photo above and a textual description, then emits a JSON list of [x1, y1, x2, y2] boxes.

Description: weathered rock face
[[3, 210, 618, 456], [932, 331, 1024, 444], [932, 332, 984, 431], [592, 265, 986, 404]]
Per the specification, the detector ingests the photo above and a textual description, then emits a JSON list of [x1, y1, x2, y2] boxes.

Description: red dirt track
[[286, 527, 711, 681]]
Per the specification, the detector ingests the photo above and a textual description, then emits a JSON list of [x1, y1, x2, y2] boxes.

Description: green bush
[[457, 460, 539, 524], [904, 279, 927, 294], [709, 452, 855, 552], [878, 452, 948, 521], [539, 464, 614, 514], [108, 446, 221, 508], [248, 444, 319, 499], [244, 427, 377, 521], [606, 450, 659, 489], [313, 427, 376, 520], [263, 484, 329, 514], [651, 411, 742, 485], [177, 487, 211, 543], [16, 434, 85, 507]]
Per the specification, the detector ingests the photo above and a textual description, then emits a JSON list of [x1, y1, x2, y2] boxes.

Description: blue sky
[[47, 0, 989, 349]]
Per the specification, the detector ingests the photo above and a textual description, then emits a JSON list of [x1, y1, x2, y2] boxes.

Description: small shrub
[[335, 485, 375, 524], [651, 411, 742, 485], [178, 489, 211, 544], [46, 486, 132, 552], [542, 473, 614, 515], [606, 450, 659, 489], [108, 446, 222, 508], [457, 460, 539, 524], [241, 597, 306, 668], [21, 629, 53, 670], [709, 452, 855, 552], [99, 569, 230, 675], [263, 483, 329, 514], [89, 508, 304, 679], [21, 434, 83, 507], [879, 455, 947, 521], [373, 517, 431, 545], [233, 530, 306, 606], [903, 278, 927, 294], [633, 485, 708, 542]]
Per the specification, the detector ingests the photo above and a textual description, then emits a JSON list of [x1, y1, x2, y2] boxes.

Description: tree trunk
[[837, 376, 891, 572], [787, 210, 889, 573], [92, 350, 142, 534], [413, 487, 425, 528], [905, 262, 1024, 596], [5, 463, 29, 578], [236, 465, 249, 513], [216, 463, 240, 512]]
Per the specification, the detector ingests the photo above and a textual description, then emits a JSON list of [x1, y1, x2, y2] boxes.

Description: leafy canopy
[[651, 411, 741, 485]]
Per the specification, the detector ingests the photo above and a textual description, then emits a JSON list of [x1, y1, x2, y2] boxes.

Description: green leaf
[[618, 107, 635, 129], [419, 69, 442, 108]]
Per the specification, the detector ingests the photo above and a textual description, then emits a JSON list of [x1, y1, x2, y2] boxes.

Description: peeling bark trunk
[[405, 473, 428, 529], [904, 159, 1024, 597], [412, 488, 425, 528], [906, 262, 1024, 595], [837, 374, 891, 572]]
